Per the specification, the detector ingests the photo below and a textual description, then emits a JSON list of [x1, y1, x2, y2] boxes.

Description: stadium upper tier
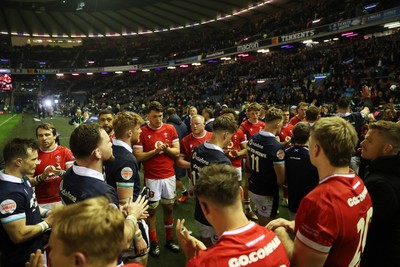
[[0, 0, 398, 70]]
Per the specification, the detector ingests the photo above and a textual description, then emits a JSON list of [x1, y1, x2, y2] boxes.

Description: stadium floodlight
[[56, 73, 64, 77], [72, 73, 79, 76], [257, 49, 270, 53], [221, 57, 231, 61], [179, 64, 189, 68], [341, 32, 353, 36], [312, 19, 321, 24], [44, 100, 52, 107], [115, 71, 123, 74], [167, 66, 176, 69], [384, 22, 400, 29], [86, 73, 93, 75], [54, 99, 59, 104], [302, 39, 313, 44], [142, 69, 150, 72], [192, 62, 201, 66]]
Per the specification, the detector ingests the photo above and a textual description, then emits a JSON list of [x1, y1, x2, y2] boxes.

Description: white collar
[[0, 170, 24, 184], [204, 141, 224, 153], [113, 139, 132, 153], [259, 130, 275, 137], [72, 165, 104, 181], [40, 144, 58, 153], [221, 221, 255, 236], [320, 173, 355, 184]]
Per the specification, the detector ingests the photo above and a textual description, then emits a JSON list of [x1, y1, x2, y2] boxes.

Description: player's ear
[[199, 201, 210, 216], [239, 186, 244, 201], [74, 252, 86, 267], [92, 148, 101, 159]]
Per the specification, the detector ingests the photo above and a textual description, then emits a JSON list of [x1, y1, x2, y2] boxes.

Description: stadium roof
[[1, 0, 302, 38]]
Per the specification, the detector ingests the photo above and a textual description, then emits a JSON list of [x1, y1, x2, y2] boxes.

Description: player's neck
[[214, 208, 250, 237], [248, 118, 258, 124], [317, 164, 351, 181], [75, 158, 104, 174], [41, 143, 57, 152], [3, 167, 24, 179]]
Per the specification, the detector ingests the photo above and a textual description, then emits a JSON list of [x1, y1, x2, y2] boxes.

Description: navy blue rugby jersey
[[105, 140, 141, 200], [60, 164, 119, 207], [190, 142, 231, 226], [247, 131, 284, 196], [0, 171, 42, 267], [285, 145, 319, 213]]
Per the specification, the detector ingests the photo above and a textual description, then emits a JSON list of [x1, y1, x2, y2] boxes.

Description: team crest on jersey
[[148, 135, 151, 139], [227, 141, 234, 149], [56, 155, 61, 163], [276, 149, 285, 160], [164, 132, 168, 139], [248, 139, 253, 145], [121, 167, 133, 180], [0, 199, 17, 214], [285, 136, 292, 142]]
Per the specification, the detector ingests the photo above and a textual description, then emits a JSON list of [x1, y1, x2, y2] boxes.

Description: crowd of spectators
[[34, 31, 399, 121], [0, 0, 397, 69]]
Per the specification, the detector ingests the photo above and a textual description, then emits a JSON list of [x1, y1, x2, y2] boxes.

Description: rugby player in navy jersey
[[0, 138, 52, 267], [190, 116, 237, 247], [284, 122, 319, 219], [60, 124, 148, 265], [246, 107, 286, 226], [105, 111, 149, 265]]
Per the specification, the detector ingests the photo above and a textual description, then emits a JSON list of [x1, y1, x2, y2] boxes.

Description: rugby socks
[[164, 218, 174, 241], [244, 198, 252, 211], [149, 230, 158, 244]]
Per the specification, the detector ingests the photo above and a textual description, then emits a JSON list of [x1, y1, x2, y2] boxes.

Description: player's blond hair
[[368, 120, 400, 154], [311, 116, 358, 167], [52, 197, 126, 266], [113, 111, 144, 139]]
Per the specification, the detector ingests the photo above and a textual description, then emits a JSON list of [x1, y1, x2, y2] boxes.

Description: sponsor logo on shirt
[[228, 236, 285, 267]]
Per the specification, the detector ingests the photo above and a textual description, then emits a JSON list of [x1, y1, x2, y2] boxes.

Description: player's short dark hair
[[265, 107, 283, 123], [306, 105, 320, 122], [3, 138, 38, 163], [220, 108, 238, 122], [166, 107, 177, 117], [194, 164, 240, 206], [337, 96, 351, 110], [147, 101, 164, 114], [98, 109, 114, 117], [36, 123, 57, 137], [212, 116, 237, 134], [202, 108, 213, 118], [70, 124, 103, 159], [292, 122, 311, 145]]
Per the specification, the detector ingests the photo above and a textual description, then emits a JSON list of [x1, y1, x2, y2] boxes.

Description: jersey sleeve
[[0, 192, 27, 224], [64, 148, 75, 165], [272, 143, 285, 165], [114, 160, 137, 189]]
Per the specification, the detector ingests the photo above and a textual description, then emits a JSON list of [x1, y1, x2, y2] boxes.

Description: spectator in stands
[[176, 165, 290, 267], [360, 120, 400, 267], [133, 101, 180, 257], [267, 116, 373, 266], [166, 107, 189, 202], [25, 197, 144, 267], [0, 138, 53, 267], [289, 102, 309, 126], [284, 122, 319, 219], [68, 108, 83, 127]]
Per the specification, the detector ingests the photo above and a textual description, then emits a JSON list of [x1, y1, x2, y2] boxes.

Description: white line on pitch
[[0, 115, 16, 128]]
